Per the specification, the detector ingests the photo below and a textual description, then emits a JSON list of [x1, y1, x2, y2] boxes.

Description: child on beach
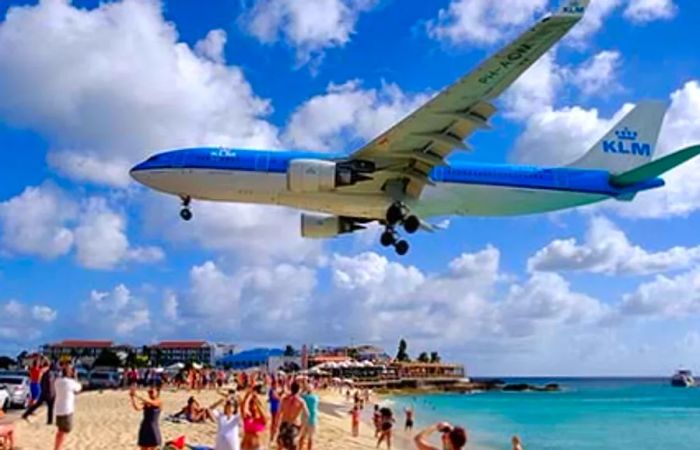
[[349, 405, 360, 437]]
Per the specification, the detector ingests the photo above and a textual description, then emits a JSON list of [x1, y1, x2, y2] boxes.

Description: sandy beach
[[8, 388, 411, 450]]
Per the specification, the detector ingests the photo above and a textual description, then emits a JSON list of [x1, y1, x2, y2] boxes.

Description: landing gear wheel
[[380, 231, 396, 247], [395, 240, 410, 256], [180, 208, 193, 221], [403, 215, 420, 234], [386, 203, 404, 225]]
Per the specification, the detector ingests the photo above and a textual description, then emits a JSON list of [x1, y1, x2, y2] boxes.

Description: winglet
[[558, 0, 590, 17]]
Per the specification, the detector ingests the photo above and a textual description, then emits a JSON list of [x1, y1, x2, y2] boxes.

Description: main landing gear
[[380, 202, 420, 256], [179, 195, 193, 221]]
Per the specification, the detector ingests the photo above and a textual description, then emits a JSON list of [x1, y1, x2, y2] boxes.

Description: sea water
[[390, 378, 700, 449]]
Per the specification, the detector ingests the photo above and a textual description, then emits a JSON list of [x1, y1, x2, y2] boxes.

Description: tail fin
[[569, 101, 668, 174], [559, 0, 591, 17]]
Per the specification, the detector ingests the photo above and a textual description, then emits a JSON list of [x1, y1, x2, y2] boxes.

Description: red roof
[[154, 341, 208, 349], [49, 340, 113, 348]]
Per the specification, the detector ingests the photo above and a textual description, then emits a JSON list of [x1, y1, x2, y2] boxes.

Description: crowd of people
[[13, 355, 525, 450]]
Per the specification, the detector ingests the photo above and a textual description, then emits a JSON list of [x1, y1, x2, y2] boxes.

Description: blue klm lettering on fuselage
[[562, 1, 586, 14], [602, 127, 651, 157]]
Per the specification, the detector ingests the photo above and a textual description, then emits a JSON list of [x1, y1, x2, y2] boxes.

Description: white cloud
[[0, 0, 279, 187], [0, 183, 163, 270], [0, 183, 76, 259], [0, 299, 57, 343], [284, 80, 431, 151], [427, 0, 548, 46], [80, 284, 151, 337], [621, 268, 700, 318], [74, 197, 164, 270], [567, 0, 623, 42], [624, 0, 677, 23], [194, 29, 227, 64], [141, 194, 322, 264], [571, 50, 622, 96], [511, 102, 633, 166], [503, 52, 565, 120], [242, 0, 377, 66], [528, 216, 700, 275]]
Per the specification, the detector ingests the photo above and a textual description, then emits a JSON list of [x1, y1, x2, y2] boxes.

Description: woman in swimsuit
[[241, 385, 267, 450], [129, 385, 162, 450], [376, 407, 395, 450], [268, 378, 282, 444]]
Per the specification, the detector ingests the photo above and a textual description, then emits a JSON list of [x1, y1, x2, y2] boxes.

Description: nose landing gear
[[179, 196, 193, 221], [381, 202, 418, 256]]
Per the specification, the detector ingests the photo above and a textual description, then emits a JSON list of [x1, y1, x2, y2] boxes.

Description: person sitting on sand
[[349, 405, 360, 437], [241, 384, 267, 450], [173, 396, 214, 423], [512, 435, 523, 450], [208, 394, 241, 450], [414, 422, 468, 450], [376, 406, 395, 450], [129, 384, 163, 450], [277, 381, 310, 450]]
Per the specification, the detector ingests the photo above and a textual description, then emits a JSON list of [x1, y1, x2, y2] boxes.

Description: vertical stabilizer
[[559, 0, 591, 17], [569, 101, 668, 174]]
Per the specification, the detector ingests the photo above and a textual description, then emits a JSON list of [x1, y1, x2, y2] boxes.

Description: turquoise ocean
[[391, 378, 700, 449]]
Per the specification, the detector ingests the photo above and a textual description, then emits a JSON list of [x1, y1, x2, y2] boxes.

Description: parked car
[[0, 375, 31, 408], [88, 371, 121, 390], [76, 368, 90, 389], [0, 384, 10, 412]]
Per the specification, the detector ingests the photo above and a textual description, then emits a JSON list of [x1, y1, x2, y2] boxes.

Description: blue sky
[[1, 0, 699, 376]]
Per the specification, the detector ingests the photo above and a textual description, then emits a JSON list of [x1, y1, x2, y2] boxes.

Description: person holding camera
[[414, 422, 468, 450]]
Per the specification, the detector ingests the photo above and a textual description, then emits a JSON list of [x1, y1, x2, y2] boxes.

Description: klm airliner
[[131, 0, 700, 255]]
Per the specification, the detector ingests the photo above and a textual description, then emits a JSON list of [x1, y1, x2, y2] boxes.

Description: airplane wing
[[344, 0, 590, 198]]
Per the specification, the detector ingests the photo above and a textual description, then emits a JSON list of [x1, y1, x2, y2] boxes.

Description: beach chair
[[0, 423, 14, 450]]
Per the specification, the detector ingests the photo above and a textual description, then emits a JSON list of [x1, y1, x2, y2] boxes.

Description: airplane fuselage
[[130, 147, 664, 220]]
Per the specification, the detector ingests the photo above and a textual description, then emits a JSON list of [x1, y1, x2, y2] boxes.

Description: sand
[[9, 388, 412, 450]]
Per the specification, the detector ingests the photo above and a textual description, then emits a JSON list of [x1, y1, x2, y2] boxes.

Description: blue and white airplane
[[131, 0, 700, 255]]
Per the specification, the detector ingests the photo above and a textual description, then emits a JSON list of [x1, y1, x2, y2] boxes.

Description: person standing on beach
[[277, 381, 310, 450], [404, 407, 414, 432], [414, 422, 467, 450], [129, 385, 163, 450], [28, 355, 48, 406], [208, 394, 241, 450], [23, 360, 55, 424], [241, 384, 267, 450], [376, 406, 395, 449], [53, 364, 82, 450], [268, 378, 282, 444], [349, 405, 360, 437], [300, 382, 319, 450]]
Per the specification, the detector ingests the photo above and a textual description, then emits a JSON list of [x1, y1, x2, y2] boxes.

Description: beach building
[[151, 340, 217, 366], [41, 340, 133, 360], [218, 348, 284, 370]]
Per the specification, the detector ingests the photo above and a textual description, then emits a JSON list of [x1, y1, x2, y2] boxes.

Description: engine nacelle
[[287, 159, 374, 193], [300, 213, 364, 239], [287, 159, 338, 193]]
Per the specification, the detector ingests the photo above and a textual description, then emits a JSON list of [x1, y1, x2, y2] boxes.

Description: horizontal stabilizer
[[611, 145, 700, 186]]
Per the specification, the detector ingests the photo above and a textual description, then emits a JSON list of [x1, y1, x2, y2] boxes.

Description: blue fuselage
[[130, 147, 664, 219]]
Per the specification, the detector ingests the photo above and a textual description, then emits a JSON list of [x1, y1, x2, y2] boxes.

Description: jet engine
[[287, 159, 374, 193], [300, 213, 365, 238]]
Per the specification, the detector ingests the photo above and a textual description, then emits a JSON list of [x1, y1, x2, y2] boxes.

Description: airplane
[[130, 0, 700, 256]]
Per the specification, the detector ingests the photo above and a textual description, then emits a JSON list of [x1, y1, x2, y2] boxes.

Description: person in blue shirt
[[300, 381, 319, 450]]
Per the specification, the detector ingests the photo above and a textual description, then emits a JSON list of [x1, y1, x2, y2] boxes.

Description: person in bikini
[[173, 396, 214, 423], [241, 384, 267, 450], [277, 381, 310, 450]]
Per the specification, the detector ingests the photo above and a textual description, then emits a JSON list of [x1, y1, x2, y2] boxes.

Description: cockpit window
[[147, 155, 161, 162]]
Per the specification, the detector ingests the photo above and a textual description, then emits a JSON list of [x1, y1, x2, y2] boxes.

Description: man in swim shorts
[[277, 381, 309, 450]]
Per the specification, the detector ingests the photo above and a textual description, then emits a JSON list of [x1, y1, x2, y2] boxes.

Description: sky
[[0, 0, 699, 376]]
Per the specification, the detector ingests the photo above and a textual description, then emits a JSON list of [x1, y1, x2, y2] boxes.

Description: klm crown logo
[[615, 127, 638, 141], [603, 127, 651, 157]]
